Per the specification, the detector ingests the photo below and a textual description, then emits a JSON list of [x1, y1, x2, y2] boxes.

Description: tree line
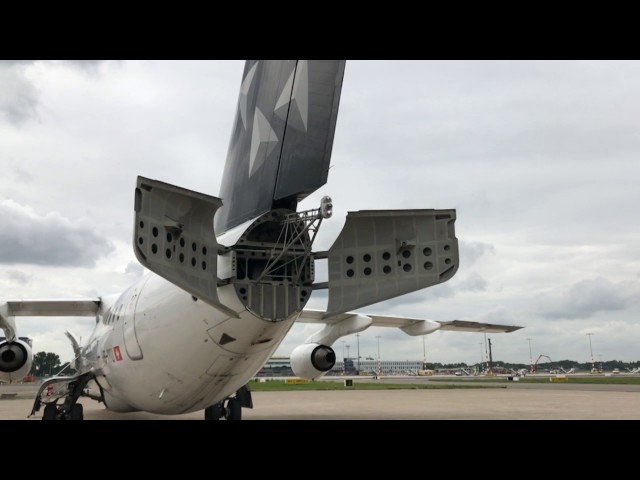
[[29, 352, 74, 378]]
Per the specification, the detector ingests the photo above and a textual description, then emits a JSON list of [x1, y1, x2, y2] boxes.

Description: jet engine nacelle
[[0, 339, 33, 383], [290, 343, 336, 380]]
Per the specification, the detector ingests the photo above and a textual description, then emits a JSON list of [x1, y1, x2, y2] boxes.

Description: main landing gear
[[42, 402, 84, 420], [31, 373, 94, 420], [205, 398, 241, 420], [204, 384, 252, 420]]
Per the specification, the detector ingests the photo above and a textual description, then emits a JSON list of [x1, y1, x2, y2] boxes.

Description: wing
[[0, 300, 100, 384], [437, 320, 522, 333], [0, 299, 100, 341], [2, 300, 101, 316], [298, 308, 522, 336]]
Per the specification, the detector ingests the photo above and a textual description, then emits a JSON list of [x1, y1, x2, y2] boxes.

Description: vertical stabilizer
[[215, 60, 346, 233]]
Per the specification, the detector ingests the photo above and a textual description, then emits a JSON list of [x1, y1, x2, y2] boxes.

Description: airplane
[[0, 60, 523, 420], [558, 367, 576, 374]]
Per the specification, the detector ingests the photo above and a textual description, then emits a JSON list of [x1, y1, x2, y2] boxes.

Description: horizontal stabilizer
[[325, 209, 459, 315], [133, 177, 230, 313]]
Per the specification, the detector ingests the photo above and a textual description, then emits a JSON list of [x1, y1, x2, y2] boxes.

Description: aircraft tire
[[205, 403, 224, 420], [225, 398, 241, 420], [69, 403, 84, 420], [42, 404, 57, 420]]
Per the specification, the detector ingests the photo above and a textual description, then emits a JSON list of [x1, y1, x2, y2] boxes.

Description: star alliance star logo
[[238, 60, 309, 177]]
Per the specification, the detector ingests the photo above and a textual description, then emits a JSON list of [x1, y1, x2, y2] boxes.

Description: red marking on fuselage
[[114, 345, 123, 361]]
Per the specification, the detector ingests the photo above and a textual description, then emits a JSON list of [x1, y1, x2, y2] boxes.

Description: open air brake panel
[[133, 177, 325, 322], [325, 209, 459, 316], [133, 176, 228, 313], [133, 179, 457, 322]]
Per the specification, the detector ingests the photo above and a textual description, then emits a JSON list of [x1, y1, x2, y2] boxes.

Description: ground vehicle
[[531, 354, 552, 373]]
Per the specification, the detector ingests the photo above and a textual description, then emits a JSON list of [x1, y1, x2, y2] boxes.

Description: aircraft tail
[[214, 60, 346, 233], [132, 60, 461, 322]]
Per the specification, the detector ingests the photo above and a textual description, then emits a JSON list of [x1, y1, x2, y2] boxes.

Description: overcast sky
[[1, 60, 639, 367]]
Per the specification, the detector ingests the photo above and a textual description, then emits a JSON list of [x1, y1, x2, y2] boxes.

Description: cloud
[[58, 60, 107, 72], [459, 240, 494, 267], [0, 61, 39, 125], [0, 60, 109, 126], [124, 261, 145, 278], [457, 272, 489, 292], [539, 277, 636, 320], [6, 269, 31, 285], [0, 200, 114, 267], [479, 307, 517, 325], [12, 167, 34, 183]]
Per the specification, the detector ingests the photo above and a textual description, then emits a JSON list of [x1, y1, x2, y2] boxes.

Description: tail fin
[[215, 60, 346, 233]]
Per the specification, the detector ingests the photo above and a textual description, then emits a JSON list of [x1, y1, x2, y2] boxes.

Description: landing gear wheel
[[42, 404, 57, 420], [69, 403, 84, 420], [225, 398, 241, 420], [204, 403, 224, 420]]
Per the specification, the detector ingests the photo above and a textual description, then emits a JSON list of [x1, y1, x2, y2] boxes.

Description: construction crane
[[531, 354, 552, 373]]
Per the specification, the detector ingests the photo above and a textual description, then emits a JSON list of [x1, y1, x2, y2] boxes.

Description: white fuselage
[[80, 272, 297, 414]]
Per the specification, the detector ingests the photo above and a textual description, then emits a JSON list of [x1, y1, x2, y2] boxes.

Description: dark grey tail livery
[[215, 60, 346, 234]]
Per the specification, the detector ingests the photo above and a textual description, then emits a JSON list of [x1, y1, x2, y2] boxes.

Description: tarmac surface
[[1, 377, 638, 420]]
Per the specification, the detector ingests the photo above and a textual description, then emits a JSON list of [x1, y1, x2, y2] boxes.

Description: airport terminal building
[[332, 359, 423, 375]]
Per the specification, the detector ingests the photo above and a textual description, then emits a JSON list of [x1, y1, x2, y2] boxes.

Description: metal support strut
[[255, 196, 332, 284]]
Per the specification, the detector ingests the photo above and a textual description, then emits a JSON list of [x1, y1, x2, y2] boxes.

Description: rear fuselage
[[82, 273, 297, 414]]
